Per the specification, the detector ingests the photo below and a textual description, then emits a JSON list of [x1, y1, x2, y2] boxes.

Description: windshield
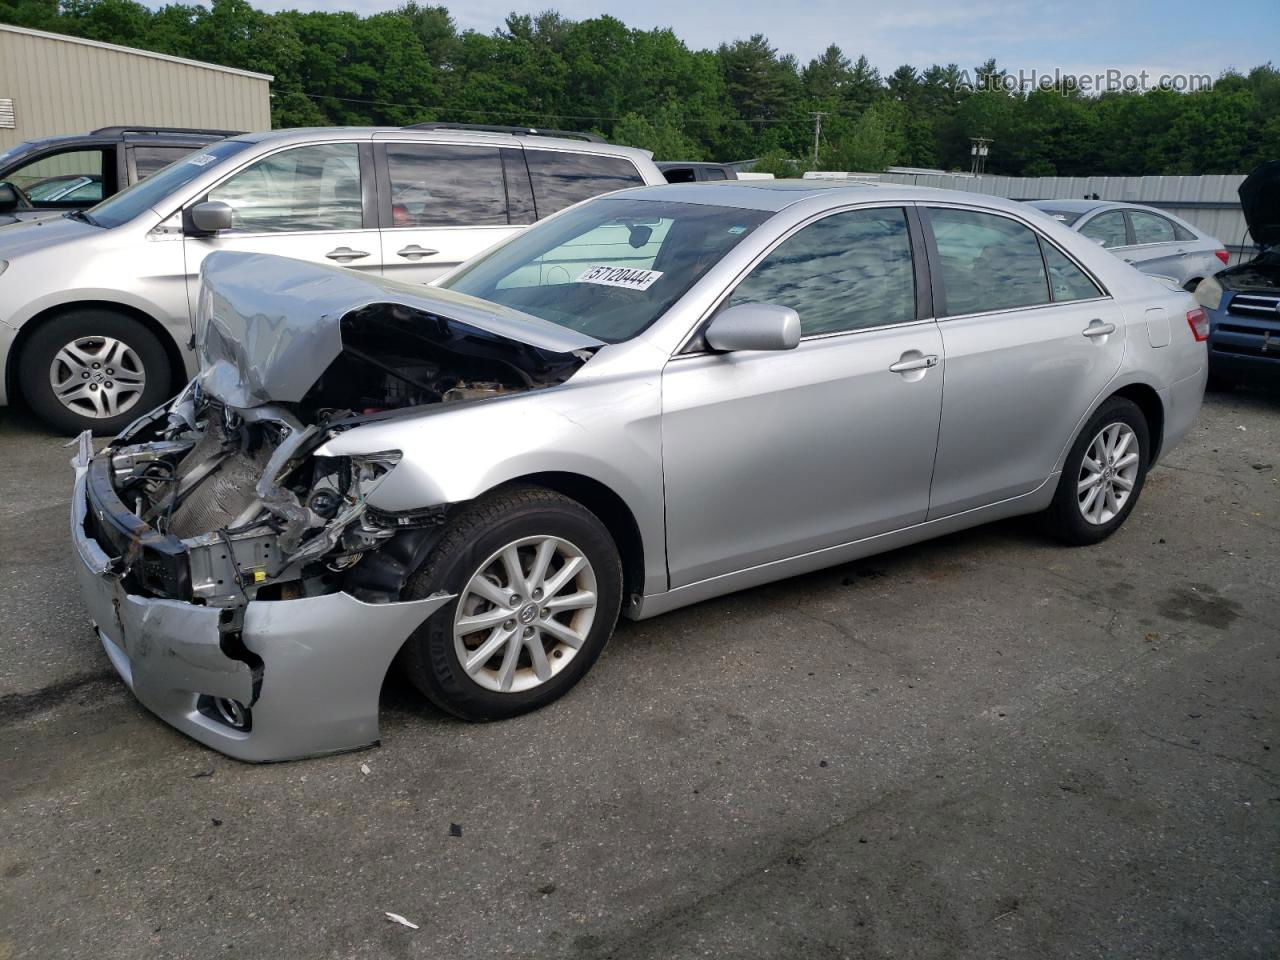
[[88, 139, 252, 228], [440, 198, 770, 342]]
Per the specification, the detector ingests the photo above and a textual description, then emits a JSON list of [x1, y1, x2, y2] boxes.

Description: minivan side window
[[525, 150, 644, 217], [1079, 210, 1128, 248], [728, 207, 916, 336], [133, 146, 196, 179], [928, 208, 1050, 315], [208, 143, 363, 233], [1128, 210, 1177, 245], [385, 143, 508, 227]]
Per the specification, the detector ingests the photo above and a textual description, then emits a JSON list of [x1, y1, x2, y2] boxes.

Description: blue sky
[[243, 0, 1278, 81]]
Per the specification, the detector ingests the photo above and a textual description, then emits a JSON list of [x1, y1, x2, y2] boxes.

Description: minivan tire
[[400, 485, 623, 721], [19, 309, 172, 436], [1042, 396, 1150, 546]]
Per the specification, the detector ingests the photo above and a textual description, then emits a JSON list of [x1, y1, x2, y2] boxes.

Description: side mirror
[[705, 302, 801, 352], [189, 200, 234, 233], [0, 182, 21, 212]]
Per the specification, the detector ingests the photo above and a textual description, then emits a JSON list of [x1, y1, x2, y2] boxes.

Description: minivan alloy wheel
[[1077, 422, 1140, 525], [48, 335, 146, 419], [453, 535, 598, 694]]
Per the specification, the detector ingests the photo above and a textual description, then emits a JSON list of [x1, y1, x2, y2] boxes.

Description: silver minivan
[[0, 125, 664, 433]]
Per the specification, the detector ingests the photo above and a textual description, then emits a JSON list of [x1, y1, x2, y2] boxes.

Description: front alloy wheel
[[454, 535, 598, 694], [48, 335, 147, 420], [401, 485, 622, 721]]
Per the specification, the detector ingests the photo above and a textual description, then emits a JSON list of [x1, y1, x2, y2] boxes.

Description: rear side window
[[1041, 242, 1103, 301], [133, 146, 197, 179], [729, 207, 915, 335], [385, 143, 508, 227], [703, 167, 728, 181], [928, 208, 1049, 315], [525, 150, 643, 217], [1079, 210, 1128, 248], [1129, 210, 1176, 245]]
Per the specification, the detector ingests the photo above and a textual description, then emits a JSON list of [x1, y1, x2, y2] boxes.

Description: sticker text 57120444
[[577, 264, 663, 291]]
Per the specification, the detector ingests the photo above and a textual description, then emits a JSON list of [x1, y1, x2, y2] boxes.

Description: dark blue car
[[1198, 160, 1280, 390]]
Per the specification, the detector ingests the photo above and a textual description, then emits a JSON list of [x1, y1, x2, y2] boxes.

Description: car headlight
[[1194, 275, 1224, 312]]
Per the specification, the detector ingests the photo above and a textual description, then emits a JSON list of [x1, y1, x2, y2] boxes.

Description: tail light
[[1215, 250, 1229, 265], [1186, 308, 1210, 342]]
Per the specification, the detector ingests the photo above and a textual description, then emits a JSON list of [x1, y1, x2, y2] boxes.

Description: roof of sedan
[[615, 179, 1033, 213], [1026, 198, 1114, 213]]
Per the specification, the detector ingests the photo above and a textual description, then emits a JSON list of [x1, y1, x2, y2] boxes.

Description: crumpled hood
[[195, 251, 604, 409], [1239, 160, 1280, 250], [0, 212, 100, 256]]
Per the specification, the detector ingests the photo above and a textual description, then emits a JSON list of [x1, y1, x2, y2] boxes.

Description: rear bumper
[[71, 466, 451, 762]]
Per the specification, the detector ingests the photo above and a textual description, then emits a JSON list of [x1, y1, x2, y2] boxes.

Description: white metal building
[[0, 23, 272, 152]]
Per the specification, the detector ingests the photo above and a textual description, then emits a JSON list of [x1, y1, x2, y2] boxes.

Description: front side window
[[441, 197, 768, 343], [929, 208, 1049, 315], [728, 207, 916, 335], [1079, 210, 1128, 248], [208, 143, 363, 233], [1042, 242, 1103, 302], [5, 148, 109, 207], [1128, 210, 1176, 245], [525, 150, 644, 217], [89, 138, 254, 229], [385, 143, 508, 228]]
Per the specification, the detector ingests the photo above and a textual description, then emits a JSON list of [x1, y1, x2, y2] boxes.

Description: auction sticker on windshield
[[578, 265, 663, 291]]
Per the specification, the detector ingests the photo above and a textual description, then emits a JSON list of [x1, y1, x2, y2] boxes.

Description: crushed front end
[[69, 251, 599, 761]]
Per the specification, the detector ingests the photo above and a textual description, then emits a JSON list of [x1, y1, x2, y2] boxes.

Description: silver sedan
[[1027, 199, 1227, 291], [71, 181, 1208, 761]]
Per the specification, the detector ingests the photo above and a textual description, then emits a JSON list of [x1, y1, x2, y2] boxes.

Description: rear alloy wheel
[[401, 485, 622, 721], [19, 309, 172, 435], [1043, 396, 1149, 545]]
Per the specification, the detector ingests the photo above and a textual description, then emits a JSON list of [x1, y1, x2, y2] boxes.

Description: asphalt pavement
[[1, 387, 1277, 959]]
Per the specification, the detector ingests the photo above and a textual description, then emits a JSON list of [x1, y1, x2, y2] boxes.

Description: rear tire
[[18, 309, 172, 436], [400, 485, 622, 721], [1042, 397, 1150, 546]]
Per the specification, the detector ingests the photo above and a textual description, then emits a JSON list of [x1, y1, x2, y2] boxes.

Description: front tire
[[400, 485, 623, 721], [1042, 397, 1150, 545], [18, 309, 172, 435]]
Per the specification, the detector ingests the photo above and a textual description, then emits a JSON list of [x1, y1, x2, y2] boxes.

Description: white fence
[[805, 171, 1254, 265]]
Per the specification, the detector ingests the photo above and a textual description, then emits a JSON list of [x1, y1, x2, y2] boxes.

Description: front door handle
[[325, 246, 370, 262], [396, 244, 439, 260], [888, 354, 939, 374], [1082, 320, 1117, 339]]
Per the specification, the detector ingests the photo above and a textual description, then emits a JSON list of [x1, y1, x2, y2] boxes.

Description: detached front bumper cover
[[70, 445, 452, 762]]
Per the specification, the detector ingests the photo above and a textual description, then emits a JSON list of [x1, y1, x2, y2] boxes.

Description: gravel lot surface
[[1, 388, 1277, 959]]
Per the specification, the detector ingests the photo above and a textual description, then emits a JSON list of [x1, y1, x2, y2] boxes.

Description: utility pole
[[811, 111, 825, 168]]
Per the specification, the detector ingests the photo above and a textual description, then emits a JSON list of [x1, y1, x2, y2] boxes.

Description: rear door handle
[[326, 246, 370, 262], [1082, 320, 1117, 339], [888, 354, 939, 373], [397, 244, 439, 260]]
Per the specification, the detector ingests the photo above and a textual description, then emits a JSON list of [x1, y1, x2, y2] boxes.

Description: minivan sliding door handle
[[396, 244, 439, 260]]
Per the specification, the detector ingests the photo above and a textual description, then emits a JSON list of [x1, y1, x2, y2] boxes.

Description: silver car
[[0, 125, 664, 435], [1027, 199, 1227, 291], [70, 181, 1208, 761]]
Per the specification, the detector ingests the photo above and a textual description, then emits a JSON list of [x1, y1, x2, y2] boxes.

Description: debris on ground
[[449, 823, 462, 837], [360, 763, 371, 775], [384, 912, 419, 930]]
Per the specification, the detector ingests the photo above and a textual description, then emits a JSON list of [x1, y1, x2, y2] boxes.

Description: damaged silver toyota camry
[[70, 182, 1206, 761]]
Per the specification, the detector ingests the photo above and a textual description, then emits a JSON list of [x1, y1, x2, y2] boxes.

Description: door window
[[1128, 210, 1176, 245], [1079, 210, 1128, 248], [4, 148, 110, 207], [525, 150, 644, 217], [207, 143, 363, 233], [928, 208, 1050, 315], [728, 207, 916, 335], [133, 145, 197, 179], [385, 143, 508, 227], [1041, 242, 1103, 302]]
